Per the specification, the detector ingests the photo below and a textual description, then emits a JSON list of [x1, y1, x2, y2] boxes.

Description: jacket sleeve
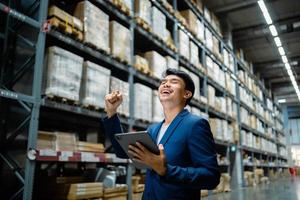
[[161, 118, 220, 189], [101, 114, 128, 158]]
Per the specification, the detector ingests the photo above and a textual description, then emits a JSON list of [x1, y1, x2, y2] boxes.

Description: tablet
[[115, 131, 159, 169]]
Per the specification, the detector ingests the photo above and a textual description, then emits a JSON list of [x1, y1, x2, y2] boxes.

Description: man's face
[[158, 75, 188, 105]]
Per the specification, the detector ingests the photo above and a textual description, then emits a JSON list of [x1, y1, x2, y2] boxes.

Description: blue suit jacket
[[102, 109, 220, 200]]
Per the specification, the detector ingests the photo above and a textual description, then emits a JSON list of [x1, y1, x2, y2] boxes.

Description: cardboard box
[[178, 29, 190, 59], [134, 83, 152, 121], [144, 51, 167, 79], [165, 56, 178, 69], [205, 28, 213, 50], [151, 6, 167, 40], [196, 19, 204, 42], [56, 132, 77, 151], [110, 77, 130, 117], [74, 1, 109, 52], [134, 0, 151, 25], [208, 85, 215, 107], [37, 131, 56, 150], [189, 41, 200, 68], [152, 90, 164, 122], [180, 10, 197, 35], [110, 21, 132, 63], [180, 67, 201, 101], [81, 61, 110, 108], [45, 46, 83, 102]]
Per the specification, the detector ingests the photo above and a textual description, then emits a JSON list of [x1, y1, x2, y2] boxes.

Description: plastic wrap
[[151, 6, 167, 40], [110, 21, 132, 63], [165, 56, 178, 69], [178, 29, 190, 59], [45, 46, 83, 101], [144, 51, 167, 79], [152, 90, 164, 122], [134, 0, 151, 25], [180, 10, 197, 35], [208, 85, 215, 107], [134, 83, 152, 121], [196, 19, 205, 42], [110, 77, 130, 117], [189, 41, 200, 67], [180, 67, 201, 101], [81, 61, 111, 108], [74, 1, 109, 52]]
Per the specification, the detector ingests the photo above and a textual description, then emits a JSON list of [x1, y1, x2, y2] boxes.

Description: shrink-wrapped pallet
[[205, 28, 213, 50], [178, 29, 190, 59], [45, 46, 83, 102], [110, 21, 132, 63], [134, 83, 152, 121], [152, 90, 164, 122], [110, 77, 130, 117], [196, 19, 205, 42], [206, 55, 214, 78], [208, 85, 215, 107], [165, 56, 178, 69], [180, 67, 201, 101], [74, 1, 109, 52], [189, 41, 200, 67], [180, 9, 197, 35], [81, 61, 111, 108], [151, 6, 167, 40], [134, 0, 151, 25], [144, 51, 167, 79]]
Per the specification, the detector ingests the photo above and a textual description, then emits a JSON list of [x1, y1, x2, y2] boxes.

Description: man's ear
[[184, 90, 192, 100]]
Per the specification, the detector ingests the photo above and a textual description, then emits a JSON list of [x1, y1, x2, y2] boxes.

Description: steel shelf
[[94, 0, 132, 24], [150, 0, 177, 22], [47, 29, 130, 73], [214, 139, 234, 147], [34, 150, 129, 164], [190, 98, 207, 111], [241, 146, 277, 157], [207, 77, 226, 94], [134, 25, 177, 58], [207, 106, 235, 123], [179, 56, 206, 78], [241, 123, 277, 143]]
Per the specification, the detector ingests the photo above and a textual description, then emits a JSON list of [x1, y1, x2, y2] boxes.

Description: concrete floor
[[203, 177, 300, 200]]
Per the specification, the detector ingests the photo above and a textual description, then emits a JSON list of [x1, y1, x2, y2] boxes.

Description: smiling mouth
[[161, 90, 173, 95]]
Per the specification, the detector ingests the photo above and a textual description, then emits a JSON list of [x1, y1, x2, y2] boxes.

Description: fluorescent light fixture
[[278, 47, 285, 56], [278, 99, 286, 103], [274, 37, 282, 47], [269, 25, 278, 36], [282, 55, 288, 63], [287, 68, 293, 76], [258, 0, 273, 24], [285, 63, 291, 70]]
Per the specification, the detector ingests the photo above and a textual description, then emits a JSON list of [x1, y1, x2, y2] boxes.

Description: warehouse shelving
[[0, 0, 289, 199]]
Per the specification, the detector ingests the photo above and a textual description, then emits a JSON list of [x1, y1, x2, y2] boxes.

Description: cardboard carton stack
[[151, 6, 167, 41], [196, 19, 205, 42], [45, 46, 83, 102], [134, 0, 151, 25], [67, 182, 104, 200], [244, 171, 255, 186], [110, 77, 130, 117], [74, 1, 110, 53], [254, 169, 264, 184], [178, 29, 190, 60], [77, 141, 105, 153], [180, 10, 197, 35], [144, 51, 167, 79], [132, 176, 145, 200], [209, 118, 223, 140], [37, 131, 57, 150], [165, 56, 178, 69], [103, 185, 128, 200], [180, 67, 201, 101], [152, 90, 164, 122], [134, 83, 152, 121], [56, 132, 77, 151], [208, 85, 215, 107], [110, 21, 132, 63], [81, 61, 111, 109]]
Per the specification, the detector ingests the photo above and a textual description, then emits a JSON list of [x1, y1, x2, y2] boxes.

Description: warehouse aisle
[[203, 177, 300, 200]]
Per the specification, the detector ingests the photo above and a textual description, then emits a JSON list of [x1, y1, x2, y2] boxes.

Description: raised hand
[[105, 90, 123, 118]]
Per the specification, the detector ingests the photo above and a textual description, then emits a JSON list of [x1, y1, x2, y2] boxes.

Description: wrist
[[106, 110, 117, 118]]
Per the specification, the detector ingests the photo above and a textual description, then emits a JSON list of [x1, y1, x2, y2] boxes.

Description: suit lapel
[[149, 121, 163, 141], [159, 109, 189, 145]]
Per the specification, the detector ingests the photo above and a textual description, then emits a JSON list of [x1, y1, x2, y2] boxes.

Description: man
[[102, 68, 220, 199]]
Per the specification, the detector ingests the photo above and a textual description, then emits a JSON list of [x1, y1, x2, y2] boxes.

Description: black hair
[[162, 68, 195, 105]]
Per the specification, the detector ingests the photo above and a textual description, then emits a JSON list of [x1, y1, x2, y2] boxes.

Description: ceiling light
[[278, 99, 286, 103], [282, 55, 288, 63], [269, 25, 278, 36], [285, 63, 291, 70], [287, 68, 293, 76], [278, 47, 285, 56], [274, 37, 282, 47], [258, 0, 273, 24]]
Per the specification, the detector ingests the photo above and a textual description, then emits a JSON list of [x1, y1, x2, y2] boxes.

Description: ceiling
[[203, 0, 300, 117]]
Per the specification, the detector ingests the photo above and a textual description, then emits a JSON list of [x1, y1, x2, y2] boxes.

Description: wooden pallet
[[83, 41, 110, 55], [110, 0, 131, 16], [45, 94, 79, 106], [165, 41, 178, 52], [135, 17, 152, 32], [134, 63, 152, 76], [112, 55, 129, 65], [48, 17, 83, 41], [82, 104, 101, 111]]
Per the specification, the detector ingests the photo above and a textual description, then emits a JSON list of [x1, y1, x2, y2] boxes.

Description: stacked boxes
[[74, 1, 110, 52], [189, 41, 200, 68], [205, 28, 213, 50], [110, 77, 130, 117], [37, 131, 56, 150], [208, 85, 215, 107], [67, 182, 104, 199], [180, 67, 201, 101], [144, 51, 167, 79], [152, 90, 164, 122], [209, 118, 223, 140], [165, 56, 178, 69], [196, 19, 205, 42], [37, 131, 77, 151], [110, 21, 132, 63], [45, 46, 83, 102], [180, 10, 198, 35], [134, 0, 151, 25], [206, 55, 214, 78], [81, 61, 111, 108], [151, 6, 167, 40], [134, 83, 152, 121], [178, 29, 190, 59]]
